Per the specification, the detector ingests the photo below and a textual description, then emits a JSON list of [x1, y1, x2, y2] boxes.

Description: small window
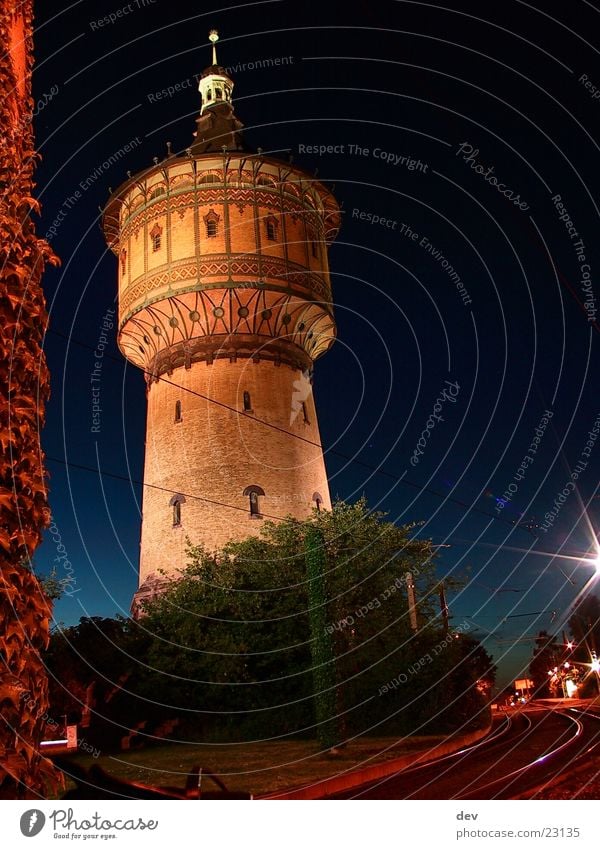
[[206, 89, 212, 101], [243, 485, 265, 518], [243, 391, 252, 412], [169, 493, 186, 526], [204, 208, 220, 238], [265, 216, 278, 242], [150, 223, 162, 252], [175, 400, 182, 422], [312, 492, 323, 512], [215, 88, 222, 100], [150, 186, 165, 200], [302, 401, 310, 424]]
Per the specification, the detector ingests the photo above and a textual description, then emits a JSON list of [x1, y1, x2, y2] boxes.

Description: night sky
[[32, 0, 600, 689]]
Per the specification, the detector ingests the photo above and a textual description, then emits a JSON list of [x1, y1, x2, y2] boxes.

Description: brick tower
[[102, 32, 341, 609]]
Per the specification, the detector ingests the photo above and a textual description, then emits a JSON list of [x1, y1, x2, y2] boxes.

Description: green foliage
[[46, 500, 495, 743], [304, 525, 338, 748], [568, 592, 600, 653], [528, 631, 561, 697]]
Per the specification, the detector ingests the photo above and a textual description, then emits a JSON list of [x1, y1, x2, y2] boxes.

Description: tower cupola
[[198, 30, 234, 114], [192, 30, 244, 154]]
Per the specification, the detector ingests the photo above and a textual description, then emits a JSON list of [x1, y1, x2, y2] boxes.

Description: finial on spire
[[209, 29, 219, 66]]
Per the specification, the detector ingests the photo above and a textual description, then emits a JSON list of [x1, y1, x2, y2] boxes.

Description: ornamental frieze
[[119, 254, 331, 315], [120, 186, 311, 239]]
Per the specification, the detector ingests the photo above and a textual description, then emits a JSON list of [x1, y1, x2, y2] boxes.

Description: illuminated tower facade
[[103, 33, 341, 607]]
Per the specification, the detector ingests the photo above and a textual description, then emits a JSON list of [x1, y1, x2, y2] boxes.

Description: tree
[[568, 593, 600, 697], [133, 500, 487, 740], [0, 0, 60, 797], [304, 524, 338, 748], [568, 592, 600, 654], [529, 631, 562, 697]]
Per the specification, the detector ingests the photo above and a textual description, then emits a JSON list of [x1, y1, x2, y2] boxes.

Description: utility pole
[[439, 582, 449, 635], [406, 572, 418, 632]]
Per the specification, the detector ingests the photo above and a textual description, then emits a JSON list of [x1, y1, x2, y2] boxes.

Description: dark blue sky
[[32, 0, 600, 689]]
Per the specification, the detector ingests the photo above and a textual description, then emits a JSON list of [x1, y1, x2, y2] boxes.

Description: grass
[[63, 733, 447, 797]]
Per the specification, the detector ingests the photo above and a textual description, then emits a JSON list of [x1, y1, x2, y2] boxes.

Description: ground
[[63, 734, 447, 797]]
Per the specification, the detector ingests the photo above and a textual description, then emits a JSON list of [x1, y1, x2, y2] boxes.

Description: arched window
[[170, 493, 186, 526], [174, 400, 182, 422], [265, 216, 278, 242], [215, 88, 223, 100], [312, 492, 323, 512], [243, 485, 265, 518], [150, 223, 162, 252], [302, 401, 310, 424], [204, 209, 220, 238], [243, 391, 252, 412], [150, 186, 165, 200]]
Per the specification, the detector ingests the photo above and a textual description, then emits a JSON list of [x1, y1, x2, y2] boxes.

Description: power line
[[46, 325, 536, 535], [45, 454, 293, 524]]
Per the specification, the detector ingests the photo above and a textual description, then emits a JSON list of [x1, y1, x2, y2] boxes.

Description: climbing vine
[[0, 0, 60, 798]]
